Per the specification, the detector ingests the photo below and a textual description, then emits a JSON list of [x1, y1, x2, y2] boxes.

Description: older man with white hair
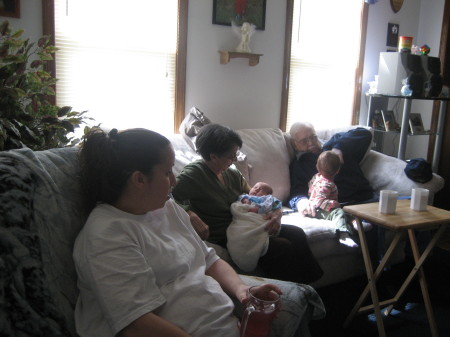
[[288, 122, 375, 215]]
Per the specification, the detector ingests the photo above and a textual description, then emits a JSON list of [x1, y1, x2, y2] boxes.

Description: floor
[[309, 247, 450, 337]]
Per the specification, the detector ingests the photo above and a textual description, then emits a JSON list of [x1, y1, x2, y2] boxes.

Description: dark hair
[[195, 124, 242, 160], [79, 128, 171, 211], [317, 151, 341, 177]]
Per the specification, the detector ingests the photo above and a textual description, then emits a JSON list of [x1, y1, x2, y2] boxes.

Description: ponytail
[[79, 128, 170, 211]]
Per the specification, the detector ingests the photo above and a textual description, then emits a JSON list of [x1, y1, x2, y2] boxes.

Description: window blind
[[54, 0, 178, 135], [286, 0, 364, 131]]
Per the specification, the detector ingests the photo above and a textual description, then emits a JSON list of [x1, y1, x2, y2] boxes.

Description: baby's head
[[317, 151, 341, 179], [249, 182, 273, 196]]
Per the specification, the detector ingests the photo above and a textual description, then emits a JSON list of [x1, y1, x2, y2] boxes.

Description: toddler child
[[308, 151, 358, 248]]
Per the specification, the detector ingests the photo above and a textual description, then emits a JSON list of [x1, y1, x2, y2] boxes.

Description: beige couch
[[170, 126, 445, 288]]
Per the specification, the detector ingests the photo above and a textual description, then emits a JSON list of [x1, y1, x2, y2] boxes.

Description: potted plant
[[0, 20, 92, 151]]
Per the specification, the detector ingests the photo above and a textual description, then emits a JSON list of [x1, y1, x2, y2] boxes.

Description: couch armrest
[[360, 150, 445, 199]]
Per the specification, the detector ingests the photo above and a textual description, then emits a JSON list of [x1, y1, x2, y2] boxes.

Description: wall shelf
[[219, 51, 263, 66]]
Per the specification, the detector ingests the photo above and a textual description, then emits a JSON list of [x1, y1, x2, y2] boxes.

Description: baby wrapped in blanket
[[226, 182, 282, 272]]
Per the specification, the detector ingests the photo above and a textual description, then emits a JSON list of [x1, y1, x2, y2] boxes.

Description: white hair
[[289, 122, 315, 137]]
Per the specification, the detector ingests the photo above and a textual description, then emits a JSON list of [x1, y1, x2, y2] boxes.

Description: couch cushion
[[237, 128, 291, 203], [361, 150, 445, 197]]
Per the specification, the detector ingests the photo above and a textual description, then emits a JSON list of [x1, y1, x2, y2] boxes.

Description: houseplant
[[0, 20, 92, 151]]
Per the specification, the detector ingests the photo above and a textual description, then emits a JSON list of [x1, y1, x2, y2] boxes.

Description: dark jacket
[[289, 127, 374, 209]]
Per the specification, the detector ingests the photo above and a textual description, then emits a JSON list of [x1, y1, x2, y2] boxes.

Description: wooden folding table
[[343, 200, 450, 337]]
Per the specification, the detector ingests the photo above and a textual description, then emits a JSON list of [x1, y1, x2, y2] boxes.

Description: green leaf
[[2, 118, 21, 137], [37, 52, 54, 61], [57, 106, 72, 117], [61, 120, 75, 132], [0, 20, 89, 150], [30, 60, 43, 68], [11, 29, 24, 39]]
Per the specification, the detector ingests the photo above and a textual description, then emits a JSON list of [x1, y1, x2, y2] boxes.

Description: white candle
[[379, 190, 398, 214]]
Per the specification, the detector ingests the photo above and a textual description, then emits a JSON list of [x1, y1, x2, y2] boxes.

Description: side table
[[343, 200, 450, 337]]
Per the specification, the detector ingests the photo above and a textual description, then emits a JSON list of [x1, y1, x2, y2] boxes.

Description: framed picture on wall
[[386, 23, 399, 47], [213, 0, 267, 30], [0, 0, 20, 18]]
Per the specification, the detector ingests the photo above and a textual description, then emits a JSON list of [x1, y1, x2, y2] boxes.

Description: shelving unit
[[366, 93, 450, 172], [218, 51, 263, 66]]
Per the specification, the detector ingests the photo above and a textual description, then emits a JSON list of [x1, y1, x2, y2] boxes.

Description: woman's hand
[[240, 283, 283, 308], [187, 211, 210, 240], [263, 208, 282, 236]]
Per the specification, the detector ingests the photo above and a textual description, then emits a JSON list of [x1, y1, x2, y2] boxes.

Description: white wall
[[406, 0, 445, 159], [5, 0, 42, 43], [5, 0, 445, 159], [185, 0, 287, 129], [359, 0, 422, 124], [359, 0, 444, 159]]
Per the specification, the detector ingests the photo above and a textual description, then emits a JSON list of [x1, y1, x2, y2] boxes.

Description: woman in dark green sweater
[[172, 124, 323, 284]]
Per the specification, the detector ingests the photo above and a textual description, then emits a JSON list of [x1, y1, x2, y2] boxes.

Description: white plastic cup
[[410, 188, 429, 211], [379, 190, 398, 214]]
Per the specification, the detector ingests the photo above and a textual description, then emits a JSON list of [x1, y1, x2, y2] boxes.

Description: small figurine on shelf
[[420, 44, 431, 55], [232, 21, 256, 53], [401, 78, 413, 96], [411, 45, 420, 55]]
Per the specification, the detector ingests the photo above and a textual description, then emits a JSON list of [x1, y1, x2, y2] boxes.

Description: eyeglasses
[[222, 152, 238, 162], [295, 134, 318, 146]]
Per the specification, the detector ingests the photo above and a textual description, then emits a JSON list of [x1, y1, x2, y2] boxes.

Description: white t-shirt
[[73, 199, 239, 337]]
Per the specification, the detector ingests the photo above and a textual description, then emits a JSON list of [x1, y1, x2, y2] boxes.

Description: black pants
[[258, 224, 323, 284]]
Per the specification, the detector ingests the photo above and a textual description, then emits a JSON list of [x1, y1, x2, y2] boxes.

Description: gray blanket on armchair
[[0, 146, 325, 337], [0, 147, 85, 336]]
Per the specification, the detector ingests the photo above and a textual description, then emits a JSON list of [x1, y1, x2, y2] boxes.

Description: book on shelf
[[371, 110, 385, 131], [381, 110, 400, 131], [409, 113, 425, 134]]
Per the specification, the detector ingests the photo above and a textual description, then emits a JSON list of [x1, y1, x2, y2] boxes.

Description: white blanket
[[226, 202, 270, 272]]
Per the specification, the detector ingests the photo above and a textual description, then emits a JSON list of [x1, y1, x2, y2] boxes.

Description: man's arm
[[288, 152, 318, 209], [323, 128, 372, 163]]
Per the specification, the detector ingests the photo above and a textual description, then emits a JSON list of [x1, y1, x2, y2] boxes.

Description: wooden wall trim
[[279, 0, 294, 132], [427, 0, 450, 163], [42, 0, 56, 105], [174, 0, 188, 133], [352, 3, 369, 125]]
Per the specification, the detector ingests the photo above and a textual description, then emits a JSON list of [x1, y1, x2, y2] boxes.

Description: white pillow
[[237, 128, 291, 202]]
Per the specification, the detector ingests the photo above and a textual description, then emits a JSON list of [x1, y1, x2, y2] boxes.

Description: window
[[43, 0, 186, 134], [281, 0, 367, 131]]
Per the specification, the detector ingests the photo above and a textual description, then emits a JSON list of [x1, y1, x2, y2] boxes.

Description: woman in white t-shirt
[[73, 127, 282, 337]]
